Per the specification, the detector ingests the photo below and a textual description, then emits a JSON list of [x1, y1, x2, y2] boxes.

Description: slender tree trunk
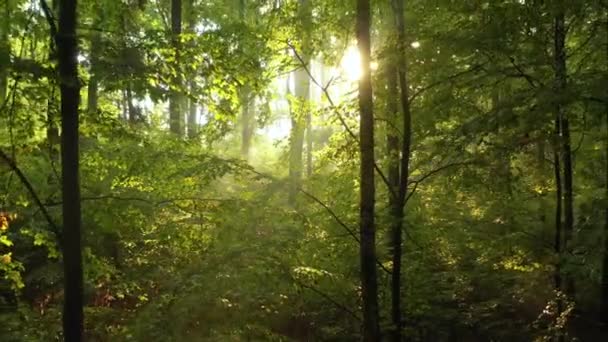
[[86, 24, 100, 117], [600, 12, 608, 329], [47, 1, 60, 149], [240, 88, 254, 159], [0, 0, 9, 106], [306, 58, 314, 176], [386, 64, 403, 341], [357, 0, 380, 340], [57, 0, 84, 340], [306, 107, 312, 177], [288, 70, 307, 204], [186, 0, 197, 138], [169, 0, 183, 136], [238, 0, 254, 158], [388, 0, 413, 339], [554, 2, 575, 298], [188, 89, 197, 138], [600, 101, 608, 328], [288, 0, 310, 205], [553, 118, 564, 342], [121, 88, 128, 121], [126, 82, 139, 123]]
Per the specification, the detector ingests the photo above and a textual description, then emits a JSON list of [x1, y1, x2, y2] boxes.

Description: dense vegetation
[[0, 0, 607, 341]]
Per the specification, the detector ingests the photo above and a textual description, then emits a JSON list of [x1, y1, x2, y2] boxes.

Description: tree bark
[[0, 0, 9, 105], [238, 0, 254, 157], [288, 0, 310, 205], [57, 0, 84, 340], [554, 1, 575, 298], [240, 88, 254, 159], [169, 0, 183, 136], [306, 106, 312, 177], [186, 0, 197, 138], [386, 64, 403, 342], [357, 0, 380, 340], [126, 82, 140, 123], [188, 88, 197, 138], [600, 96, 608, 328], [47, 0, 60, 149], [86, 23, 100, 117], [388, 0, 413, 339], [553, 118, 564, 342]]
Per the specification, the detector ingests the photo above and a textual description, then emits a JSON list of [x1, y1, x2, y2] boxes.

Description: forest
[[0, 0, 607, 341]]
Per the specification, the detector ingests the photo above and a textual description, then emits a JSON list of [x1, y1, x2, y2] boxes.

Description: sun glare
[[340, 46, 362, 81], [339, 46, 379, 82]]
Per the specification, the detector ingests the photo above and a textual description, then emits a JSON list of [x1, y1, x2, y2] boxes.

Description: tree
[[601, 82, 608, 330], [57, 0, 84, 340], [238, 0, 254, 159], [356, 0, 379, 339], [553, 0, 575, 299], [0, 0, 9, 106], [288, 0, 311, 205], [384, 0, 413, 340], [86, 5, 101, 117], [186, 0, 198, 138], [2, 1, 608, 341], [170, 0, 184, 136]]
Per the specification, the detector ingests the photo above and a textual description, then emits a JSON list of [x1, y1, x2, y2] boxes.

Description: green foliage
[[0, 0, 607, 340]]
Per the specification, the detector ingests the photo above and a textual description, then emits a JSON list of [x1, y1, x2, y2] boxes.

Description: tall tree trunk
[[600, 100, 608, 328], [169, 0, 183, 136], [238, 0, 254, 158], [186, 0, 197, 138], [306, 58, 314, 177], [45, 0, 60, 181], [357, 0, 380, 340], [86, 21, 100, 117], [554, 1, 575, 298], [305, 107, 312, 177], [57, 0, 84, 340], [240, 88, 254, 159], [121, 88, 128, 120], [553, 118, 564, 341], [388, 0, 413, 340], [386, 62, 403, 341], [126, 82, 140, 123], [188, 88, 197, 138], [47, 1, 60, 149], [601, 12, 608, 329], [0, 0, 9, 106], [288, 0, 310, 205]]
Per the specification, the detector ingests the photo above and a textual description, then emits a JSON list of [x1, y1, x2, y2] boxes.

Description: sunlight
[[260, 118, 291, 140], [339, 46, 379, 82], [340, 46, 362, 81]]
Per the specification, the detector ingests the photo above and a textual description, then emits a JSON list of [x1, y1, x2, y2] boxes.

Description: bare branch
[[0, 149, 60, 238], [405, 161, 476, 204], [408, 64, 486, 103], [296, 279, 361, 322], [288, 42, 396, 200], [39, 0, 57, 53], [246, 166, 392, 274], [44, 195, 234, 207]]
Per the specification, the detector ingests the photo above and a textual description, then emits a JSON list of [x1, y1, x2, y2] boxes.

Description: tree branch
[[405, 161, 476, 205], [246, 166, 392, 274], [288, 42, 396, 200], [408, 63, 486, 103], [43, 194, 233, 207], [296, 279, 361, 322], [39, 0, 57, 52], [0, 149, 60, 238]]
